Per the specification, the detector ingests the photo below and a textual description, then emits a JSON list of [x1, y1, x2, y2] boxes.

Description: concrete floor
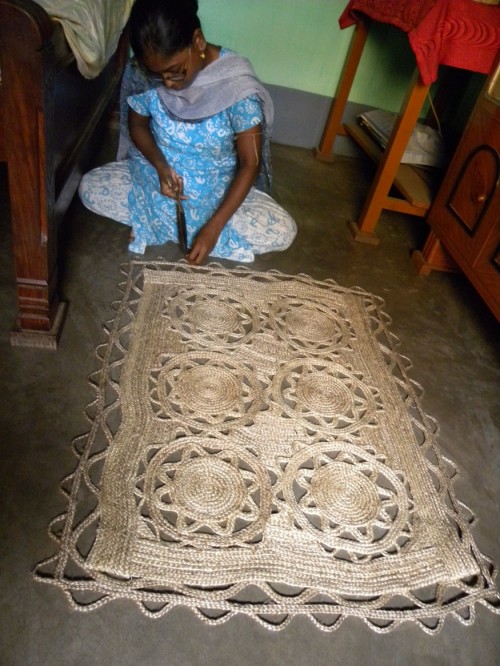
[[0, 136, 499, 665]]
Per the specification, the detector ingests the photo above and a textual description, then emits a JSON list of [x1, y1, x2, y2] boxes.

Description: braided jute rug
[[34, 259, 499, 633]]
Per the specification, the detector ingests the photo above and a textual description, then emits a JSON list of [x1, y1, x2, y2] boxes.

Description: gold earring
[[200, 50, 206, 60]]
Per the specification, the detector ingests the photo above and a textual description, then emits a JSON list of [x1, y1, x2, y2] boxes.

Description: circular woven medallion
[[143, 437, 272, 547], [150, 351, 262, 431], [294, 373, 352, 417], [271, 359, 380, 434], [285, 307, 339, 342], [311, 463, 380, 524], [282, 440, 412, 556], [189, 301, 240, 334], [165, 288, 259, 348], [176, 366, 241, 414], [173, 457, 247, 520], [269, 299, 352, 355]]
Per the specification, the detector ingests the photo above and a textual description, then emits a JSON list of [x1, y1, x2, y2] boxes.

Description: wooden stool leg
[[350, 70, 430, 243], [314, 19, 369, 161]]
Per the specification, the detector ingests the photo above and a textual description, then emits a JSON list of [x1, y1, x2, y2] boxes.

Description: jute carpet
[[34, 260, 499, 632]]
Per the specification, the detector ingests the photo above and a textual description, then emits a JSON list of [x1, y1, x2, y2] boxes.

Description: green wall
[[199, 0, 417, 111]]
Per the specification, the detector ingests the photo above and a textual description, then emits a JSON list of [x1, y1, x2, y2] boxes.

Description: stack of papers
[[357, 109, 447, 169]]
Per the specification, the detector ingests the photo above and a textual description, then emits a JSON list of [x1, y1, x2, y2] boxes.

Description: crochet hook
[[175, 190, 188, 255]]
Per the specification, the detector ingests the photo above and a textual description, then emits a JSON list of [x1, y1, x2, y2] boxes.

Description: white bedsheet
[[35, 0, 134, 78]]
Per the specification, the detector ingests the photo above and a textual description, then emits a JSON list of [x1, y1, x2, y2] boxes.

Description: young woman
[[79, 0, 296, 264]]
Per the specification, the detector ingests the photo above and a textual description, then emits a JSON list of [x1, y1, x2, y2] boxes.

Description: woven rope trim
[[33, 259, 500, 634]]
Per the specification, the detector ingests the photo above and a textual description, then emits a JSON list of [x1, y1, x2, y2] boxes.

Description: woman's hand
[[157, 164, 185, 199], [186, 220, 221, 265]]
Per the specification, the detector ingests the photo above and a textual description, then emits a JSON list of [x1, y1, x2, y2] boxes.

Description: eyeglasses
[[147, 47, 192, 85]]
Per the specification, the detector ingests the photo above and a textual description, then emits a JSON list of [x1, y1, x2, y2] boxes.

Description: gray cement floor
[[1, 136, 499, 665]]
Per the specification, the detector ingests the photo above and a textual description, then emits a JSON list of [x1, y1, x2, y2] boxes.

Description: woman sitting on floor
[[79, 0, 296, 264]]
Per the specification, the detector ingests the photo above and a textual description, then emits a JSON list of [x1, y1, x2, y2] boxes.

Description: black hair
[[129, 0, 201, 61]]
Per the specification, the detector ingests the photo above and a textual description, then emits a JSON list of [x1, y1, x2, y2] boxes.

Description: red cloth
[[339, 0, 500, 85]]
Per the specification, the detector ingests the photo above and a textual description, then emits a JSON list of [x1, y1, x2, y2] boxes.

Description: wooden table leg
[[350, 69, 430, 243], [314, 19, 369, 161]]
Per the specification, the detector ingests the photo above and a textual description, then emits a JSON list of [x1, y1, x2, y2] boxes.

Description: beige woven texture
[[35, 261, 499, 632]]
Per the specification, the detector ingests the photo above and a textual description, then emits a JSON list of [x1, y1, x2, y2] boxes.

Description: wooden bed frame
[[0, 0, 128, 348]]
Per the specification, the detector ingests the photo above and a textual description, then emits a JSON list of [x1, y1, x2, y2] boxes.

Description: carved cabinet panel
[[427, 68, 500, 320]]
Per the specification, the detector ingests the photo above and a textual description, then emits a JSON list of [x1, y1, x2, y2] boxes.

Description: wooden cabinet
[[418, 65, 500, 321]]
